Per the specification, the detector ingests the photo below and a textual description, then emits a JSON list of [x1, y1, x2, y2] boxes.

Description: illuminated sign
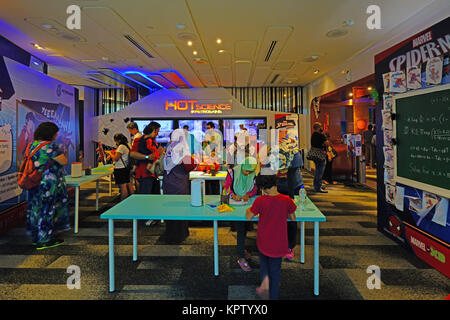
[[165, 100, 232, 114]]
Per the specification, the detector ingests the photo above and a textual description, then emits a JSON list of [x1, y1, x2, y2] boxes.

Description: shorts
[[114, 168, 130, 185]]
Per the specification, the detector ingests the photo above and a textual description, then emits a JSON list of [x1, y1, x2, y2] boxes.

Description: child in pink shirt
[[247, 174, 297, 300]]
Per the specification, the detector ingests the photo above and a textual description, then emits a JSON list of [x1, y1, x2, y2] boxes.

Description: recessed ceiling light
[[187, 41, 193, 46], [41, 24, 53, 29], [368, 86, 372, 90], [193, 51, 198, 55], [287, 80, 293, 84], [314, 70, 319, 74], [326, 28, 348, 38], [218, 49, 225, 53], [32, 43, 45, 50], [349, 92, 353, 97], [176, 24, 186, 30], [216, 38, 222, 44]]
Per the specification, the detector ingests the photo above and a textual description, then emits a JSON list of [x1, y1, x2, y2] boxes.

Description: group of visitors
[[21, 120, 306, 300]]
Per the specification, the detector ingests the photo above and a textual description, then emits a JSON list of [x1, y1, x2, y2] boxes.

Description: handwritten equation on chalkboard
[[395, 86, 450, 195]]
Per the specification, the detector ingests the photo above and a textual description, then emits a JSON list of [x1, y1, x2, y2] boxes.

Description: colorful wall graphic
[[0, 56, 76, 214], [375, 17, 450, 278]]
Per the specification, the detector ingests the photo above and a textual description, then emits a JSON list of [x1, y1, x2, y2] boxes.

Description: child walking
[[246, 174, 297, 300]]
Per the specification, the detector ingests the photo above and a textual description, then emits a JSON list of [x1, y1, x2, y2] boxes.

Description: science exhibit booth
[[90, 87, 306, 163]]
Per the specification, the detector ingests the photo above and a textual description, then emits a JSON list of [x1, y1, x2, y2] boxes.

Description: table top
[[65, 164, 114, 186], [100, 194, 326, 222], [189, 171, 227, 180]]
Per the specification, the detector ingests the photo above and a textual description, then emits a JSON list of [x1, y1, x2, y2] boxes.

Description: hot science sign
[[165, 100, 232, 114]]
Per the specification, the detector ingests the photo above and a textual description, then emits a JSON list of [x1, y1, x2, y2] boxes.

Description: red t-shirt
[[131, 136, 160, 179], [250, 194, 297, 258]]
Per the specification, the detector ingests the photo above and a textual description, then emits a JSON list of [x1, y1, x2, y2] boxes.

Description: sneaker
[[36, 238, 64, 250], [285, 248, 294, 261], [237, 259, 252, 272]]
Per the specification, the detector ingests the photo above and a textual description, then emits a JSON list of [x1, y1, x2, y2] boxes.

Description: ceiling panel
[[216, 66, 233, 87], [235, 60, 252, 87], [235, 40, 257, 60], [250, 66, 271, 87]]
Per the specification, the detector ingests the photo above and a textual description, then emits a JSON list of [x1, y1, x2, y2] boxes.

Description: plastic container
[[299, 185, 306, 211], [191, 179, 205, 207]]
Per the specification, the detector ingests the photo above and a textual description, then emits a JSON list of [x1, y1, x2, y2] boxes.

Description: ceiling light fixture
[[218, 49, 225, 53], [368, 86, 372, 90], [193, 51, 198, 55], [41, 24, 53, 29], [187, 41, 193, 46], [349, 92, 353, 97], [176, 24, 186, 30], [216, 38, 222, 44], [314, 70, 319, 74], [32, 43, 44, 50], [343, 19, 355, 27]]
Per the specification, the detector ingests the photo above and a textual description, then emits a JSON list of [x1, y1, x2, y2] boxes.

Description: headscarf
[[233, 157, 258, 196], [164, 129, 190, 175]]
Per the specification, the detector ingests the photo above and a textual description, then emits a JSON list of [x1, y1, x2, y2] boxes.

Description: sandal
[[237, 259, 252, 272]]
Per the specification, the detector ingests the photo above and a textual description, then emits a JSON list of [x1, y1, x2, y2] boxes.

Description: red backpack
[[18, 141, 52, 190]]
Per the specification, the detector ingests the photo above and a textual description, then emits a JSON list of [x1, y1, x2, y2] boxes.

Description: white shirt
[[114, 144, 130, 169]]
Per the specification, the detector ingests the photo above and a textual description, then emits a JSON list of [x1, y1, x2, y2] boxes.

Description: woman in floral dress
[[26, 122, 70, 249]]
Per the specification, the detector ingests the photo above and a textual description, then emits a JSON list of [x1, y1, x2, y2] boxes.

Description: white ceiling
[[0, 0, 440, 89]]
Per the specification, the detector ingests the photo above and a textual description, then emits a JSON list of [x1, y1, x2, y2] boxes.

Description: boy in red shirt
[[246, 174, 296, 300]]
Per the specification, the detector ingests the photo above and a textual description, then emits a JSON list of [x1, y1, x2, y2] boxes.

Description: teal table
[[65, 165, 114, 233], [101, 194, 326, 295]]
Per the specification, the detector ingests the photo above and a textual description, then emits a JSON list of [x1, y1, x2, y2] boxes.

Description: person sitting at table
[[160, 129, 198, 244], [223, 156, 259, 272]]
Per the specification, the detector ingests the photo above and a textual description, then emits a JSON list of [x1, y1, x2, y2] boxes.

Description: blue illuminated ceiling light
[[123, 71, 165, 89]]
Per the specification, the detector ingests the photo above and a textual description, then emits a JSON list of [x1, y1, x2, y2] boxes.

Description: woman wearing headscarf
[[223, 156, 259, 271], [276, 130, 303, 261], [161, 129, 198, 244]]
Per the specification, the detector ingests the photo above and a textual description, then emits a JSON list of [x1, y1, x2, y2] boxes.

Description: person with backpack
[[20, 122, 70, 250], [110, 133, 134, 200]]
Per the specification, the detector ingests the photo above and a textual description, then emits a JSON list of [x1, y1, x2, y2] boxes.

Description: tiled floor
[[0, 171, 448, 300]]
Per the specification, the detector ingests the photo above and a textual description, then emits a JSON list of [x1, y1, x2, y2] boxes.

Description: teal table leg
[[300, 221, 305, 264], [133, 219, 137, 261], [109, 219, 115, 292], [74, 186, 79, 233], [214, 220, 219, 276], [314, 221, 319, 296]]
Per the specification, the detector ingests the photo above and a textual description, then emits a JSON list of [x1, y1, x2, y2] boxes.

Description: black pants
[[322, 159, 334, 183], [286, 167, 298, 250], [137, 177, 160, 194]]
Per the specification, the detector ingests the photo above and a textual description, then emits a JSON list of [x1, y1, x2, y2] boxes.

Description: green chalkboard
[[394, 84, 450, 198]]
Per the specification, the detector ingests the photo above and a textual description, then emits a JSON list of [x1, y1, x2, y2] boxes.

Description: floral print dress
[[26, 141, 70, 244]]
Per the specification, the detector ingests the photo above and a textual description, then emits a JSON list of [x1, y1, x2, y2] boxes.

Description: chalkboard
[[393, 84, 450, 198]]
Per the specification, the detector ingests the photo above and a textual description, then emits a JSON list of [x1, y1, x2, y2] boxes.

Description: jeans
[[313, 159, 326, 191], [259, 252, 282, 300]]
